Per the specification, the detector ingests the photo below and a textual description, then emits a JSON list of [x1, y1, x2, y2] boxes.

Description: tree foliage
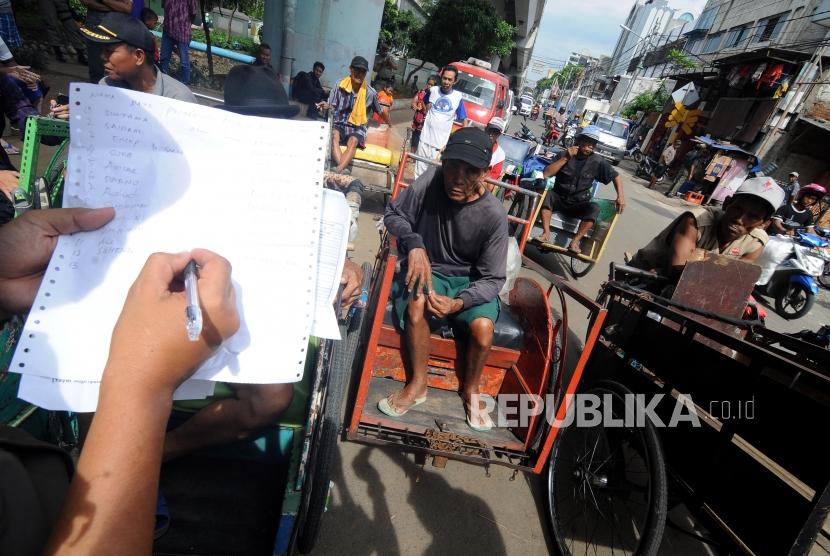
[[667, 48, 697, 70], [377, 0, 424, 57], [411, 0, 515, 68], [534, 63, 585, 96], [621, 84, 670, 118]]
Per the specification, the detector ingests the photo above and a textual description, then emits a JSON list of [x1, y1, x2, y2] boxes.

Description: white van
[[593, 114, 630, 166], [519, 96, 533, 117]]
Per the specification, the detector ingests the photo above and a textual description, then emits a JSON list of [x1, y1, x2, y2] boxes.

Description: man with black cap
[[380, 127, 507, 432], [51, 13, 196, 121], [80, 12, 196, 102], [316, 55, 391, 174]]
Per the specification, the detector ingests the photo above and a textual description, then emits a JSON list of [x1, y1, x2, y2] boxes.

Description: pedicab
[[561, 254, 830, 555], [1, 115, 365, 555], [495, 136, 620, 279], [341, 151, 671, 553]]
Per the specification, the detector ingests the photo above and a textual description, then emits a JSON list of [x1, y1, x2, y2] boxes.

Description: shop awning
[[713, 47, 830, 67]]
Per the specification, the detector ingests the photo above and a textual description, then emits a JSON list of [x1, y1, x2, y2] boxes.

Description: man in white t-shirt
[[414, 65, 468, 178]]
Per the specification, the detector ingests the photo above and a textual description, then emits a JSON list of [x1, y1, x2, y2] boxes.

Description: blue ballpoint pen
[[184, 260, 203, 342]]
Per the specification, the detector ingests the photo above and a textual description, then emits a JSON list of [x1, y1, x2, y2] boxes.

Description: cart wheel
[[507, 194, 531, 237], [569, 257, 595, 279], [774, 282, 815, 320], [547, 380, 667, 556], [296, 263, 371, 554]]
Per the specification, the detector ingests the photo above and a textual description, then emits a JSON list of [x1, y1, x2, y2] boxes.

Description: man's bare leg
[[568, 220, 594, 254], [162, 383, 293, 461], [330, 130, 343, 168], [335, 136, 359, 173], [462, 318, 494, 428], [384, 296, 430, 412], [648, 175, 657, 189], [535, 208, 552, 242]]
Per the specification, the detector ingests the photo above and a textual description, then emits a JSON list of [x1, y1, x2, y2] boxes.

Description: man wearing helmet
[[535, 126, 625, 254], [629, 177, 784, 278], [485, 116, 507, 182], [769, 183, 826, 236]]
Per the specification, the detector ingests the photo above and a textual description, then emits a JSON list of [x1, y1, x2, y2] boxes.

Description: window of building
[[695, 6, 719, 31], [726, 25, 751, 48], [754, 12, 789, 43], [702, 32, 724, 53]]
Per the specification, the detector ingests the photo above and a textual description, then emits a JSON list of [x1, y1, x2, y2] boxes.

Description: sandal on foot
[[464, 399, 494, 432], [154, 490, 170, 540], [567, 243, 582, 255], [377, 391, 426, 417]]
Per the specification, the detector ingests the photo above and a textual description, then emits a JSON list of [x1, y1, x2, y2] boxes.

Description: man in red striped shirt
[[160, 0, 197, 85]]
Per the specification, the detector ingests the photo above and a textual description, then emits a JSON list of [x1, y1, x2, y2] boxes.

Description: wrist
[[451, 298, 464, 313]]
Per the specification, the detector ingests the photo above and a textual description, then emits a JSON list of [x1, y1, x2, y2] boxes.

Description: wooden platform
[[361, 376, 524, 451]]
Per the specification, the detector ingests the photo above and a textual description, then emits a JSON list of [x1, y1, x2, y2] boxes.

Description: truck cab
[[451, 58, 511, 128], [592, 114, 629, 166]]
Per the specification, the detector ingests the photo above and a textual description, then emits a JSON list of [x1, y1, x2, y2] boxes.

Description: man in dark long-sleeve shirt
[[379, 127, 508, 431]]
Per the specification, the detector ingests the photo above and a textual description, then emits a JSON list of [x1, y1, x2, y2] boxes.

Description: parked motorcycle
[[513, 121, 538, 144], [755, 227, 830, 319], [816, 226, 830, 289], [635, 156, 663, 182], [626, 142, 643, 163]]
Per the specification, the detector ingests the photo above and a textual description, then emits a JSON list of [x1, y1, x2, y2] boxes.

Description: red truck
[[451, 58, 512, 129]]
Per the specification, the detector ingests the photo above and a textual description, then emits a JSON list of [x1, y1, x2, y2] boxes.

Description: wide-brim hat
[[219, 65, 300, 119]]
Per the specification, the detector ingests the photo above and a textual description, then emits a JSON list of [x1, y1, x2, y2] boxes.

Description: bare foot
[[534, 231, 551, 243], [567, 239, 582, 254]]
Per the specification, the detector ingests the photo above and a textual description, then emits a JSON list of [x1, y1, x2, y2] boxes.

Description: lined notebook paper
[[11, 84, 330, 397]]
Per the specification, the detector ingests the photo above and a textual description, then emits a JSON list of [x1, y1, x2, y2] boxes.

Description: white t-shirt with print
[[420, 86, 466, 149]]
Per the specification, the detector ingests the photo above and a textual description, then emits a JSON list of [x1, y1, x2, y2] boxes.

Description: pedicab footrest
[[341, 144, 393, 166]]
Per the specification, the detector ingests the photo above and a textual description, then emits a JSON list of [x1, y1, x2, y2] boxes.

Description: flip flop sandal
[[464, 400, 494, 432], [567, 244, 582, 255], [377, 391, 426, 417], [154, 490, 170, 540]]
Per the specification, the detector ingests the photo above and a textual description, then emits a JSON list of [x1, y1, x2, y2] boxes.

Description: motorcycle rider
[[769, 183, 826, 236], [629, 177, 784, 278], [486, 116, 507, 182], [534, 126, 626, 253]]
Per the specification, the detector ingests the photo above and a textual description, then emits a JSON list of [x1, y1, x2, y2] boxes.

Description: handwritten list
[[12, 84, 330, 406]]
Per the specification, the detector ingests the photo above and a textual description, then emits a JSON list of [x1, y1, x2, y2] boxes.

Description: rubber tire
[[611, 159, 620, 166], [507, 193, 531, 238], [818, 262, 830, 289], [546, 380, 668, 556], [569, 257, 595, 279], [774, 282, 815, 320], [633, 151, 643, 164], [296, 263, 371, 554]]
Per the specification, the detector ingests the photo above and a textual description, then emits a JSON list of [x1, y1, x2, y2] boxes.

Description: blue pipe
[[150, 30, 255, 64]]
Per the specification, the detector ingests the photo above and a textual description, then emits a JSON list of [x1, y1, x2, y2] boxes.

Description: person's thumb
[[30, 207, 115, 235]]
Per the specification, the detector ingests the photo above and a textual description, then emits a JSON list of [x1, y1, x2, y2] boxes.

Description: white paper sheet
[[11, 83, 327, 385], [310, 189, 351, 339], [17, 376, 216, 413]]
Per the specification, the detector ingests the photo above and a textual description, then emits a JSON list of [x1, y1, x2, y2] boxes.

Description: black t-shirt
[[773, 203, 813, 228], [554, 153, 618, 186]]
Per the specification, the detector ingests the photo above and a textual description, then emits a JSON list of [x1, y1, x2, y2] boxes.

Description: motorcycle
[[513, 121, 538, 144], [755, 227, 830, 319], [542, 122, 562, 147], [561, 123, 578, 148], [816, 226, 830, 289], [635, 156, 663, 182], [626, 142, 643, 163]]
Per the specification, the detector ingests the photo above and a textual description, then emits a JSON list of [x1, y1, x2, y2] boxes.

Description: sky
[[527, 0, 708, 83]]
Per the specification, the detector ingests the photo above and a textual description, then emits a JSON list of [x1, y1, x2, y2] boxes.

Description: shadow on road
[[317, 445, 507, 555]]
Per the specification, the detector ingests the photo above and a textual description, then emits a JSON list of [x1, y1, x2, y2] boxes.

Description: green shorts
[[392, 270, 500, 331]]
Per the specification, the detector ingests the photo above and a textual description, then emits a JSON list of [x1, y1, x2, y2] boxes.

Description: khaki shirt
[[630, 206, 768, 272]]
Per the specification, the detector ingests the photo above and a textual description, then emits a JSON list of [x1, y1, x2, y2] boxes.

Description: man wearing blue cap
[[380, 127, 507, 431]]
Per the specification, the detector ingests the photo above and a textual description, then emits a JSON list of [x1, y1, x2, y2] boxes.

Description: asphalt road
[[313, 112, 830, 556]]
